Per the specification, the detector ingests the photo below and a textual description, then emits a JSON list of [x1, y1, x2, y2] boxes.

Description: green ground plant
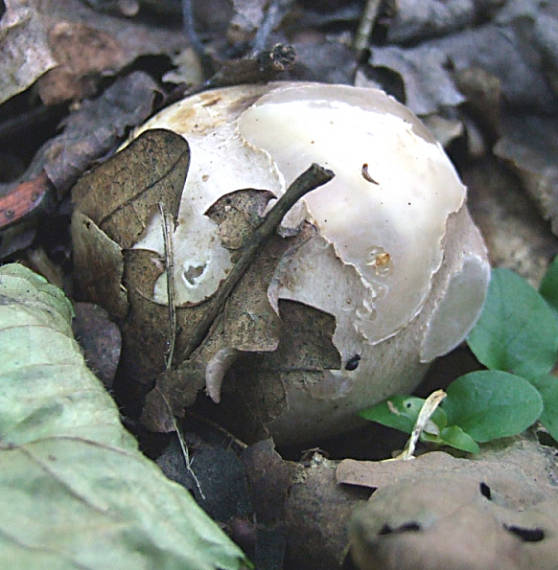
[[360, 259, 558, 454]]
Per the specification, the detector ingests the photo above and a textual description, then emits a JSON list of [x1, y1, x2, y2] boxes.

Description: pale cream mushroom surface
[[132, 82, 490, 444]]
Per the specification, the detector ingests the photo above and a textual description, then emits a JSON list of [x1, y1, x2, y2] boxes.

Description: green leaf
[[467, 268, 558, 378], [438, 425, 480, 454], [442, 370, 543, 442], [0, 264, 249, 570], [540, 256, 558, 316], [529, 374, 558, 444], [359, 395, 447, 435], [421, 425, 479, 454]]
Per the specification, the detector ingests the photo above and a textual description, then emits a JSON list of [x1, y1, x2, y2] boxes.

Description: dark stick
[[250, 0, 294, 55], [181, 0, 214, 76], [177, 163, 334, 361]]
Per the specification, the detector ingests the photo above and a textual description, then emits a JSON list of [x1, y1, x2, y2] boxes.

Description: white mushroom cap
[[239, 84, 466, 343], [131, 82, 490, 443]]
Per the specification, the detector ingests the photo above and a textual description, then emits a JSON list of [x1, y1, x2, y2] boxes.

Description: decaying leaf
[[0, 0, 57, 106], [384, 0, 497, 44], [338, 437, 558, 570], [38, 20, 126, 104], [3, 0, 186, 106], [0, 263, 248, 569], [72, 210, 128, 319], [140, 174, 334, 432], [368, 8, 556, 116], [72, 126, 189, 319], [72, 128, 334, 434], [73, 128, 188, 248], [463, 158, 558, 286], [72, 301, 121, 389], [209, 298, 341, 442], [32, 71, 161, 197], [494, 114, 558, 238], [370, 44, 465, 115]]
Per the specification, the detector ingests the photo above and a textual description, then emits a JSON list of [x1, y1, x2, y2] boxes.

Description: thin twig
[[181, 0, 214, 76], [250, 0, 294, 55], [158, 202, 177, 370], [353, 0, 382, 56], [173, 416, 206, 500], [156, 386, 206, 500], [178, 163, 334, 361], [155, 206, 204, 497]]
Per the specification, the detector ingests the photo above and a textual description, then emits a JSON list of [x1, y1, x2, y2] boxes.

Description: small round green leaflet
[[442, 370, 543, 442], [422, 425, 480, 454], [467, 268, 558, 379], [359, 396, 447, 435], [438, 426, 480, 454]]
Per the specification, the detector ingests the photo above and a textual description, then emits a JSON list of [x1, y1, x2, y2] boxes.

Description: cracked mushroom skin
[[132, 82, 490, 445]]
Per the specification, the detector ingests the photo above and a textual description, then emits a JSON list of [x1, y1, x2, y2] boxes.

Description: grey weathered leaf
[[0, 0, 57, 105]]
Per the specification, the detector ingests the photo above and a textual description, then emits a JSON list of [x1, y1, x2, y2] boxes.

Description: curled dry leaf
[[72, 128, 190, 400], [0, 72, 160, 264], [370, 44, 465, 115], [340, 437, 558, 570]]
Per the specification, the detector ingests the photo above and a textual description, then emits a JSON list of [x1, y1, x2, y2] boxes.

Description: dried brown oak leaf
[[71, 128, 336, 434], [140, 190, 338, 435], [72, 128, 188, 346]]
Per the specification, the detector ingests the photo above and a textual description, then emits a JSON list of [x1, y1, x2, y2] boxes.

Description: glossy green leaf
[[0, 264, 249, 570], [467, 268, 558, 378], [359, 395, 447, 434], [442, 370, 543, 442], [529, 374, 558, 444], [540, 256, 558, 317]]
